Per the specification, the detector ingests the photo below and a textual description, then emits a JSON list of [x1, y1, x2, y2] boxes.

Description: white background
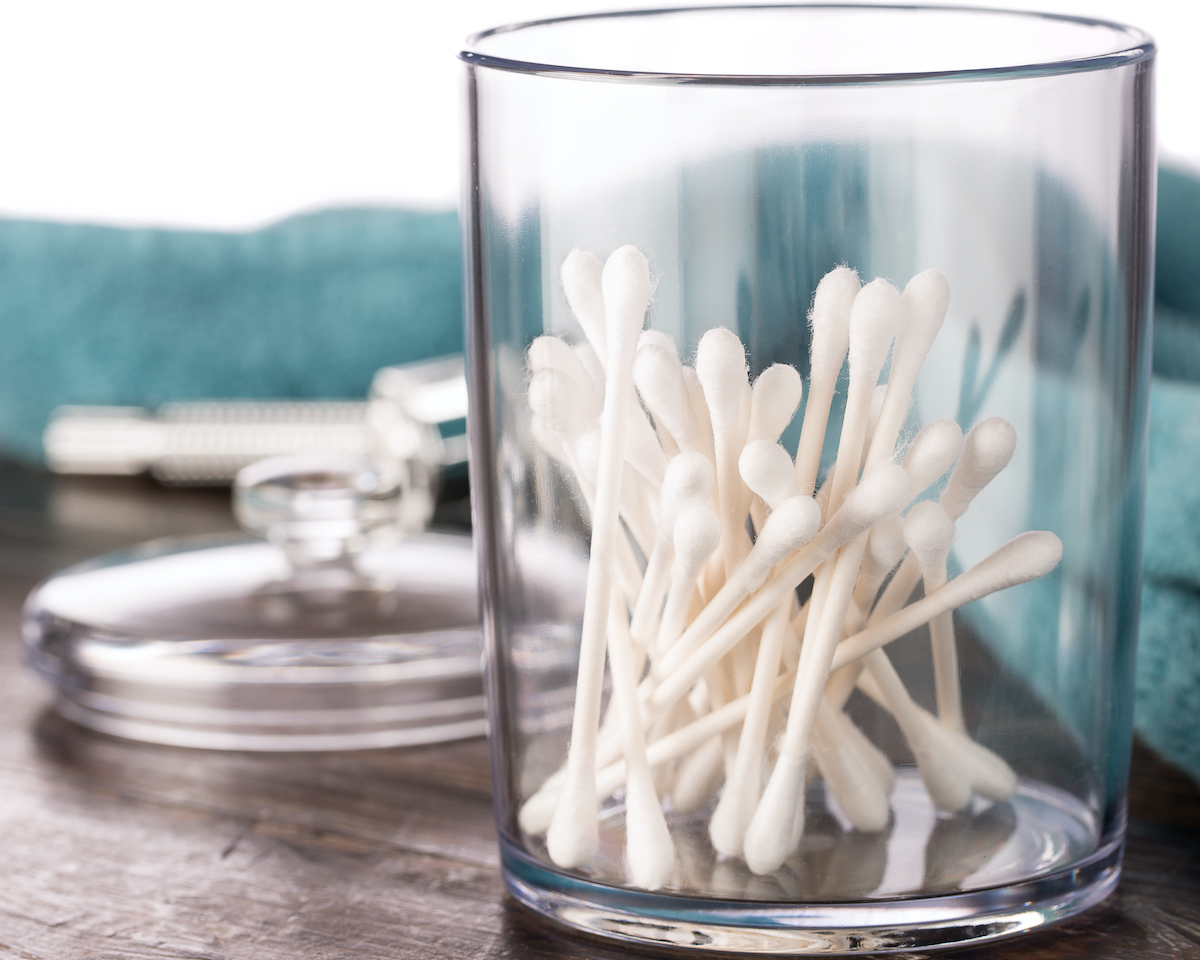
[[0, 1, 1190, 230]]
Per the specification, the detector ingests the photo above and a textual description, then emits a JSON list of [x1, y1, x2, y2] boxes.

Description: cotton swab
[[696, 327, 753, 579], [831, 531, 1064, 671], [634, 343, 705, 457], [604, 587, 676, 889], [740, 440, 800, 511], [855, 671, 1017, 802], [547, 246, 652, 870], [795, 267, 861, 495], [861, 648, 971, 813], [903, 501, 964, 731]]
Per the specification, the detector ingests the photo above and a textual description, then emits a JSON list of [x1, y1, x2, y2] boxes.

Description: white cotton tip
[[809, 266, 860, 381], [847, 278, 901, 383], [825, 462, 911, 542], [910, 720, 973, 813], [546, 776, 600, 868], [941, 417, 1017, 520], [639, 329, 678, 357], [673, 504, 722, 578], [739, 440, 798, 509], [623, 773, 676, 890], [573, 429, 601, 484], [813, 714, 891, 833], [863, 515, 907, 582], [561, 250, 607, 364], [661, 453, 715, 527], [601, 245, 654, 357], [670, 735, 726, 813], [528, 368, 597, 444], [930, 717, 1018, 802], [518, 786, 559, 836], [903, 501, 955, 580], [740, 495, 823, 588], [527, 335, 591, 386], [634, 344, 699, 452], [743, 753, 806, 875], [748, 364, 804, 443], [901, 419, 964, 500], [695, 327, 750, 416], [890, 269, 950, 387]]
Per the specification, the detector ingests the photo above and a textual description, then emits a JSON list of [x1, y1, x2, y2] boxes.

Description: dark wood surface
[[0, 465, 1197, 959]]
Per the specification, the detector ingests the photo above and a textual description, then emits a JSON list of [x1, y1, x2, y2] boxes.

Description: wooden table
[[0, 464, 1197, 959]]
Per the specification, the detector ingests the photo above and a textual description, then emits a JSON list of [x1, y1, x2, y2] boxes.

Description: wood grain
[[0, 468, 1196, 959]]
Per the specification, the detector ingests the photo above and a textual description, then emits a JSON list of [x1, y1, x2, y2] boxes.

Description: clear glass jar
[[462, 6, 1154, 953]]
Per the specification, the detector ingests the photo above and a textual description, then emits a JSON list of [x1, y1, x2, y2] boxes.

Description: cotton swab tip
[[903, 501, 955, 575], [695, 327, 749, 410], [742, 495, 822, 585], [673, 504, 722, 571], [739, 440, 798, 509], [901, 419, 964, 500], [661, 452, 715, 520], [601, 245, 654, 351], [749, 363, 804, 443], [848, 278, 901, 379], [941, 417, 1018, 520], [837, 462, 912, 532], [809, 266, 860, 376]]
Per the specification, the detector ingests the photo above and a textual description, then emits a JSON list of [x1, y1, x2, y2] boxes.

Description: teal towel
[[0, 207, 463, 461]]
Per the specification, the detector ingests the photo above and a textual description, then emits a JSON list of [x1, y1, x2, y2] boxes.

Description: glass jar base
[[500, 831, 1122, 954]]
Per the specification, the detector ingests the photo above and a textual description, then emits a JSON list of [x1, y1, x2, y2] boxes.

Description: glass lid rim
[[460, 3, 1155, 86]]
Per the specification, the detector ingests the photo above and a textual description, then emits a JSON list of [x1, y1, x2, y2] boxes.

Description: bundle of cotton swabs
[[520, 245, 1062, 890]]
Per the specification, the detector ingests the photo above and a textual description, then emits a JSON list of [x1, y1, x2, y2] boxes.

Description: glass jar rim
[[460, 4, 1155, 86]]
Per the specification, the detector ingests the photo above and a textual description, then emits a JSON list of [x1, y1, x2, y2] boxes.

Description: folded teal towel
[[0, 207, 462, 461]]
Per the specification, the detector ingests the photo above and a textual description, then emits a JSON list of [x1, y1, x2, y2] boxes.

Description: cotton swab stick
[[547, 246, 652, 870], [651, 463, 910, 708], [631, 454, 715, 650], [831, 531, 1064, 672], [655, 504, 722, 660], [795, 266, 861, 495], [748, 364, 804, 444], [561, 249, 608, 367], [863, 269, 949, 471], [903, 501, 964, 731], [604, 587, 676, 889], [696, 328, 753, 578]]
